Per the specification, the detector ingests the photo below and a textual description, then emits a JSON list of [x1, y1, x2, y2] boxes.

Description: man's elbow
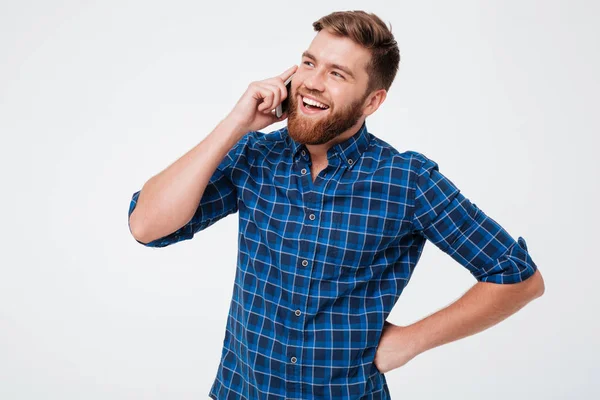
[[129, 210, 150, 244], [526, 269, 545, 298]]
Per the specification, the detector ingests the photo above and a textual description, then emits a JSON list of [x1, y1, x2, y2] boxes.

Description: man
[[128, 10, 544, 400]]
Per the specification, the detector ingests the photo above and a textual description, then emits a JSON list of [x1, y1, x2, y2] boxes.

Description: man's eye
[[302, 61, 344, 79]]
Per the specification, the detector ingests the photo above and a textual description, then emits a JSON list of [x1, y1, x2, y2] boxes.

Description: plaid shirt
[[128, 121, 538, 399]]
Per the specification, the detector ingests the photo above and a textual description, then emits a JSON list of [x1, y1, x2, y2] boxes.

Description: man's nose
[[304, 70, 326, 92]]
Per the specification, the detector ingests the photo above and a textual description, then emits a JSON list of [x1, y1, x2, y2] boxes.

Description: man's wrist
[[403, 322, 428, 357], [215, 116, 248, 146]]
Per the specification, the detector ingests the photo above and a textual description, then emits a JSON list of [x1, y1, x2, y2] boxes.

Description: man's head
[[287, 10, 400, 146]]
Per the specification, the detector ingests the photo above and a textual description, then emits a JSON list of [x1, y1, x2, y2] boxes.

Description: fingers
[[250, 65, 296, 117], [256, 82, 281, 113], [279, 64, 298, 81], [270, 78, 288, 106], [250, 82, 275, 113], [263, 76, 288, 109]]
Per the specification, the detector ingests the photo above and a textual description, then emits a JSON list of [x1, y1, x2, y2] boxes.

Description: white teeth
[[302, 96, 328, 109]]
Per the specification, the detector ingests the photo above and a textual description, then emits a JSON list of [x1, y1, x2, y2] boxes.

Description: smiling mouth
[[299, 95, 330, 115]]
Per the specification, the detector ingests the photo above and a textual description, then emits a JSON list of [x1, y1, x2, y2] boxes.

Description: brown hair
[[313, 10, 400, 95]]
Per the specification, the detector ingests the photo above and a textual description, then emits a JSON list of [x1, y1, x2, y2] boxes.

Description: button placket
[[290, 160, 328, 393]]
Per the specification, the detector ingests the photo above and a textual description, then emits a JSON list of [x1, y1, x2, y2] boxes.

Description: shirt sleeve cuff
[[473, 236, 538, 284]]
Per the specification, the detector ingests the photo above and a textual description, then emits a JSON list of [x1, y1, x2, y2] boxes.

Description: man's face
[[287, 29, 372, 146]]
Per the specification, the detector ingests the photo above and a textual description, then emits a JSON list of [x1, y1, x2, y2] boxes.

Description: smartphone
[[275, 73, 294, 118]]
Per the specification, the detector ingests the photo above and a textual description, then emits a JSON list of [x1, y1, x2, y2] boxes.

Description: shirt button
[[301, 150, 306, 156], [301, 260, 309, 267], [291, 356, 297, 363], [295, 309, 301, 316], [348, 158, 353, 165], [309, 214, 316, 221], [301, 168, 307, 175]]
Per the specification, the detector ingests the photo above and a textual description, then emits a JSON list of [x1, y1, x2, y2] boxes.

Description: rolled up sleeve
[[127, 131, 254, 247], [411, 152, 538, 284]]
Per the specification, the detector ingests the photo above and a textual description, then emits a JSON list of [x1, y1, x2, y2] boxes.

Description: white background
[[1, 0, 598, 399]]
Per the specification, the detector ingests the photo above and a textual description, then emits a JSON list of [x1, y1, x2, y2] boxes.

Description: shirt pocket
[[328, 211, 405, 274], [333, 210, 403, 245]]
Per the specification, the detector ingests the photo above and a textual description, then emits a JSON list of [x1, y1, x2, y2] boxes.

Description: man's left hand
[[373, 321, 418, 374]]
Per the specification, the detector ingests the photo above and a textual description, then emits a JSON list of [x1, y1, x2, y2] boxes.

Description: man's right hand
[[225, 65, 298, 134]]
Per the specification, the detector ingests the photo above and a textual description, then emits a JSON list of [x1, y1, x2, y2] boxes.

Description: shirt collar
[[287, 120, 371, 170]]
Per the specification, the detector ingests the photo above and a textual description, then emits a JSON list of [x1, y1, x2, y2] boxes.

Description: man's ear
[[363, 89, 387, 117]]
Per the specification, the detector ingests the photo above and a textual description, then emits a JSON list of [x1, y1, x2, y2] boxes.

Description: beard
[[286, 89, 368, 145]]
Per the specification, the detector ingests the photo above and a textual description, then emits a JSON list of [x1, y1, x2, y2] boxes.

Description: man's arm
[[405, 269, 544, 357], [129, 117, 247, 244], [373, 152, 544, 373], [129, 65, 297, 245], [376, 270, 544, 373]]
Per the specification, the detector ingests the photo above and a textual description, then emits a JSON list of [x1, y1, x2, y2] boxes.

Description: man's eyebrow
[[301, 51, 355, 79]]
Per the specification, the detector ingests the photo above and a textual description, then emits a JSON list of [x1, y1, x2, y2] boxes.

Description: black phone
[[276, 74, 294, 118]]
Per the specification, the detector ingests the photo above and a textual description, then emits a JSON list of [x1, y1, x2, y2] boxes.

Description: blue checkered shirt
[[128, 121, 538, 399]]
